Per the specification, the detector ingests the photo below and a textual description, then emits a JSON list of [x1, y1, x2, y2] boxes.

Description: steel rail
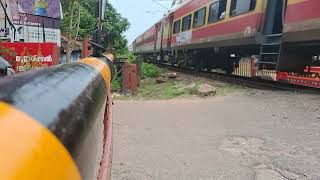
[[155, 62, 320, 94]]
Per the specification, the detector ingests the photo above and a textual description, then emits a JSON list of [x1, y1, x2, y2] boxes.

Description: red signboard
[[0, 42, 59, 73]]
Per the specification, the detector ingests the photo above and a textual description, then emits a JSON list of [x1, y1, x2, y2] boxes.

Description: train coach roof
[[133, 15, 166, 43], [169, 0, 193, 14], [133, 0, 193, 43]]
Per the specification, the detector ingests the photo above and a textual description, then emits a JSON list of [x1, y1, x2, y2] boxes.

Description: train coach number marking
[[177, 30, 192, 45]]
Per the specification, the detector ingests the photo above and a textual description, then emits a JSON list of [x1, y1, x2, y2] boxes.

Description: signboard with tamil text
[[0, 42, 59, 73]]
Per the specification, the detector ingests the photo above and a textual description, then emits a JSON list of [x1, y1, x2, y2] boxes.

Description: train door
[[155, 22, 163, 52], [154, 23, 160, 52], [259, 0, 287, 71], [167, 15, 174, 50], [263, 0, 286, 35]]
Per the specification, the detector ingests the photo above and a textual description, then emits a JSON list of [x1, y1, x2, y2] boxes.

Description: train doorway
[[259, 0, 287, 69], [263, 0, 286, 35], [167, 15, 174, 50]]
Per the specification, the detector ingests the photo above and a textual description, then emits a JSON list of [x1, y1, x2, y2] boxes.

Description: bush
[[142, 63, 161, 78], [127, 53, 136, 64], [111, 77, 121, 91]]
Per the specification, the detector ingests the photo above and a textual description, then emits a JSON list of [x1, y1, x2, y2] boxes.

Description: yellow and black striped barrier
[[0, 57, 114, 180]]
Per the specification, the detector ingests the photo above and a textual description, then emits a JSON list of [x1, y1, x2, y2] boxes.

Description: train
[[132, 0, 320, 88]]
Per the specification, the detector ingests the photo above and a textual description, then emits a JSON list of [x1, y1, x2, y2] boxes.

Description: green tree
[[61, 0, 81, 63], [61, 0, 130, 60], [102, 1, 130, 54]]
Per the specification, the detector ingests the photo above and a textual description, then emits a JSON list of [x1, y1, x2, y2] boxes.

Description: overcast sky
[[109, 0, 172, 44]]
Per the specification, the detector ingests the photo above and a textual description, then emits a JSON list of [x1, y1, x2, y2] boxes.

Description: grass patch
[[113, 64, 251, 100], [115, 78, 250, 100], [139, 80, 184, 99], [116, 78, 202, 100]]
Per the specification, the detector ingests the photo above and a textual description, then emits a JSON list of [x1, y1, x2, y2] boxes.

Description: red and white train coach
[[132, 0, 320, 88]]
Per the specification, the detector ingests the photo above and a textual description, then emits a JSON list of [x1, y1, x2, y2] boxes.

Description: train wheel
[[226, 58, 235, 74]]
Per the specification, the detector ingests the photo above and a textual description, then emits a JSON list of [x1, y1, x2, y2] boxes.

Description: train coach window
[[193, 8, 206, 28], [230, 0, 256, 17], [208, 0, 227, 24], [173, 20, 181, 34], [182, 14, 192, 31]]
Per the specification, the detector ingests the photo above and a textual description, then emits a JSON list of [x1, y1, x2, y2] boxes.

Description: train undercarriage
[[139, 41, 320, 88]]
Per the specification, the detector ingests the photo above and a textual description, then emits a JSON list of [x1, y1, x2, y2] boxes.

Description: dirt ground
[[115, 71, 251, 100], [112, 88, 320, 180]]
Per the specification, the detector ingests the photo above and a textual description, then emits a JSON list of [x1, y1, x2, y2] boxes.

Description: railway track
[[154, 62, 320, 94]]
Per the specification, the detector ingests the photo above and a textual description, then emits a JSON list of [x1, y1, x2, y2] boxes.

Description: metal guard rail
[[0, 57, 114, 180]]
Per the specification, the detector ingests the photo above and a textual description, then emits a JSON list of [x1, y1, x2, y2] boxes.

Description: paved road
[[112, 91, 320, 180]]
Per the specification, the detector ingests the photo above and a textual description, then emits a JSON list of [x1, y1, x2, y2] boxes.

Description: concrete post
[[130, 64, 138, 95]]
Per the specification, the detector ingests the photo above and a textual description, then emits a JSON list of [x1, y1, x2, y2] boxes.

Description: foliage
[[136, 80, 185, 100], [60, 0, 130, 54], [117, 79, 198, 100], [141, 63, 161, 78], [116, 76, 250, 100], [102, 1, 130, 54], [127, 53, 136, 64], [111, 77, 121, 91], [79, 7, 97, 38], [60, 0, 81, 63]]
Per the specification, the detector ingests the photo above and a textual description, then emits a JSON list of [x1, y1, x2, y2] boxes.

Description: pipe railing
[[0, 57, 114, 180]]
